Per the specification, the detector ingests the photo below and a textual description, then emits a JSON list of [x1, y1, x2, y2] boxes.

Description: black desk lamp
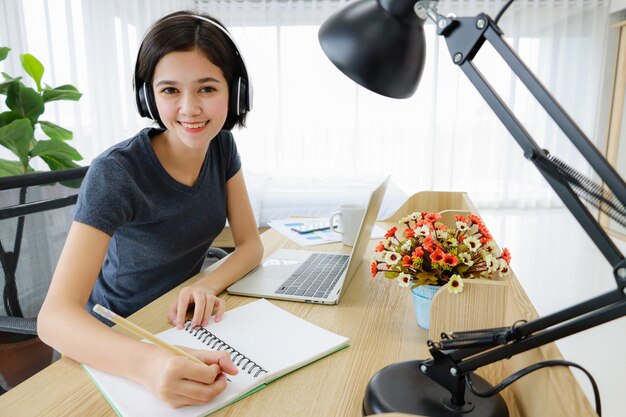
[[319, 1, 626, 416]]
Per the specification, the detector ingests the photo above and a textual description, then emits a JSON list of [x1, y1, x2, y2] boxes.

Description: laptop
[[227, 176, 389, 304]]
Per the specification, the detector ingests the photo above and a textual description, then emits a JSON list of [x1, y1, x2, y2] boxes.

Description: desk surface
[[0, 196, 595, 417]]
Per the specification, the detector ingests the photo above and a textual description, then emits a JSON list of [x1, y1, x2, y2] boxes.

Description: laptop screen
[[339, 176, 390, 298]]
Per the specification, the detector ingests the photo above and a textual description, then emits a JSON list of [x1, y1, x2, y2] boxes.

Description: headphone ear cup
[[136, 83, 150, 118], [137, 82, 162, 126], [230, 76, 247, 116]]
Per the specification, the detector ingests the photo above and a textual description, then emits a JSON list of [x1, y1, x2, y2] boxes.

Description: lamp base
[[363, 360, 509, 417]]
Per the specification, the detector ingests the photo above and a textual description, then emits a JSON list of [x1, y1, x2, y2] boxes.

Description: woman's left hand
[[168, 285, 225, 329]]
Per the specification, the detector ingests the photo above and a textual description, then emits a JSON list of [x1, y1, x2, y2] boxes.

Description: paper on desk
[[269, 218, 386, 247]]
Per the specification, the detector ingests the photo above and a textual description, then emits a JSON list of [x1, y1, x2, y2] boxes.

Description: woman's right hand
[[142, 346, 238, 408]]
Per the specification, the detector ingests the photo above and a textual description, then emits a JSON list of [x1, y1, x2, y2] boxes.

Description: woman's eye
[[162, 87, 177, 94], [200, 86, 216, 93]]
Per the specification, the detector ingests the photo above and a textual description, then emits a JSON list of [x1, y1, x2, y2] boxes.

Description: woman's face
[[152, 48, 229, 151]]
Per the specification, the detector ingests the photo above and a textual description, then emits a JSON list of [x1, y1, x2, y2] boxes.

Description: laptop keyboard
[[274, 253, 350, 299]]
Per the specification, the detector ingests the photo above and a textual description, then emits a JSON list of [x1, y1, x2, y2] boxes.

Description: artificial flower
[[371, 211, 511, 294], [398, 273, 412, 287], [448, 274, 464, 294]]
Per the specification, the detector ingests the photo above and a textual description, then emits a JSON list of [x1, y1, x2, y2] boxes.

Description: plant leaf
[[456, 265, 470, 274], [0, 47, 10, 62], [30, 138, 83, 162], [0, 159, 26, 176], [42, 84, 82, 102], [0, 77, 21, 95], [20, 53, 44, 91], [6, 82, 45, 121], [0, 118, 33, 166], [39, 120, 73, 140], [40, 155, 81, 171], [2, 72, 21, 81], [0, 111, 23, 128]]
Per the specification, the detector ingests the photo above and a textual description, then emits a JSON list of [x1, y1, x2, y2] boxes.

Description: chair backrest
[[0, 167, 88, 322]]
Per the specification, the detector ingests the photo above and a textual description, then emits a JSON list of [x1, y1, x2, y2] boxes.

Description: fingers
[[169, 286, 225, 328], [191, 296, 225, 326], [191, 293, 208, 327], [184, 362, 224, 385], [155, 355, 230, 407], [160, 371, 228, 408], [181, 373, 228, 406], [212, 297, 225, 323], [194, 350, 238, 375], [216, 351, 238, 375], [148, 347, 235, 408], [175, 290, 191, 330]]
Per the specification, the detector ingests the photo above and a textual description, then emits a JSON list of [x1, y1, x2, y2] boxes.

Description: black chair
[[0, 167, 88, 393]]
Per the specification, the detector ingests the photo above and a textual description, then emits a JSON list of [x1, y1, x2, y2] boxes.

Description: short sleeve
[[74, 158, 139, 236], [220, 130, 241, 181]]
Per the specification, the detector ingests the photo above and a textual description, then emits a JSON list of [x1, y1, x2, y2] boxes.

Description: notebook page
[[84, 299, 348, 416], [201, 299, 350, 381], [84, 358, 260, 417]]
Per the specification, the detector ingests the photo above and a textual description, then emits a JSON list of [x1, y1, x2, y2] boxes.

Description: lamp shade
[[318, 0, 427, 99]]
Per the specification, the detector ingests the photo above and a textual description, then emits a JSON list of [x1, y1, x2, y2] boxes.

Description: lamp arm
[[438, 290, 623, 353], [417, 7, 626, 403], [421, 289, 626, 401], [422, 5, 625, 205], [438, 13, 625, 273], [452, 292, 626, 373], [483, 21, 625, 200]]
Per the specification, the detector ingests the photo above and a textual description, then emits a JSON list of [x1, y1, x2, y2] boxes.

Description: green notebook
[[84, 299, 349, 417]]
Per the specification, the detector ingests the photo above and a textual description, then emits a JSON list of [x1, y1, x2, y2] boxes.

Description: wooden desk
[[212, 226, 268, 249], [0, 192, 595, 417]]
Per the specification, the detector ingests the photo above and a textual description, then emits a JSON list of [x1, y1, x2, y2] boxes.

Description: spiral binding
[[184, 321, 268, 377]]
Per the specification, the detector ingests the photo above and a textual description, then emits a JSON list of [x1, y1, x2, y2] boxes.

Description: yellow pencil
[[93, 304, 204, 365]]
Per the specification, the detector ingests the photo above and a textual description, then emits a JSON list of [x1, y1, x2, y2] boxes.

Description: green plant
[[0, 46, 83, 176]]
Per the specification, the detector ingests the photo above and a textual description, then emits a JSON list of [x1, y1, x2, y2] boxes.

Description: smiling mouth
[[179, 121, 208, 129]]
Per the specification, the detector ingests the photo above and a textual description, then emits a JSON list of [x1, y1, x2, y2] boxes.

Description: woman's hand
[[142, 347, 238, 408], [168, 285, 226, 329]]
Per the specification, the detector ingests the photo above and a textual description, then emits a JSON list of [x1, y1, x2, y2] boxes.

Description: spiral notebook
[[83, 299, 349, 417]]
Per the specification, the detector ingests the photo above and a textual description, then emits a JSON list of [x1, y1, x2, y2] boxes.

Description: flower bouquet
[[371, 212, 511, 294]]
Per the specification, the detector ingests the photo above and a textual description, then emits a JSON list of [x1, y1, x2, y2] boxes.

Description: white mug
[[329, 204, 366, 246]]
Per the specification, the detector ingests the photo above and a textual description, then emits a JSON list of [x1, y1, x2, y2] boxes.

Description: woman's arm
[[38, 222, 236, 407], [169, 169, 264, 328]]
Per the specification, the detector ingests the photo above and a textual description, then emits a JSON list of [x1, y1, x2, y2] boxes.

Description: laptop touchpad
[[255, 258, 302, 280]]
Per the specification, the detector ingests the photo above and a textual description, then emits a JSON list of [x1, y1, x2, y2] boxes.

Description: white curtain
[[0, 0, 611, 208]]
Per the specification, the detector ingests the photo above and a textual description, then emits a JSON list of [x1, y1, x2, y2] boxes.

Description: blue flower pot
[[411, 284, 441, 329]]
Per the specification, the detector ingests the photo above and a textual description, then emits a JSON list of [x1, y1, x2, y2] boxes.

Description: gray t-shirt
[[75, 127, 241, 323]]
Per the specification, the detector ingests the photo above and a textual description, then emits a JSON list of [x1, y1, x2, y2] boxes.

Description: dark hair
[[134, 10, 246, 130]]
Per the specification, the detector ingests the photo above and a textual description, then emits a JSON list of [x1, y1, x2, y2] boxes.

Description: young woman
[[38, 11, 263, 407]]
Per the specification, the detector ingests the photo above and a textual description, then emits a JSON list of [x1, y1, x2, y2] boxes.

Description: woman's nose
[[179, 93, 201, 116]]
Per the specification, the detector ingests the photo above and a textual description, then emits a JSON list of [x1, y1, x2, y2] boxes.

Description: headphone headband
[[168, 14, 253, 112]]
